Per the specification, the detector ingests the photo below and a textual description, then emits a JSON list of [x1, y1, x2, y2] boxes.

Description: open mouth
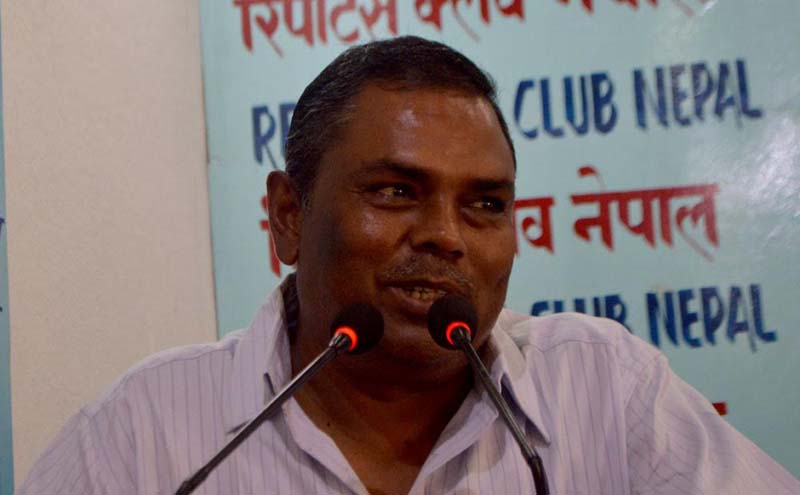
[[399, 286, 448, 302], [383, 277, 469, 320]]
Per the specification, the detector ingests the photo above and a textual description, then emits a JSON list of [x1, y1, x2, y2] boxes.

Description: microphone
[[428, 295, 550, 495], [175, 303, 384, 495]]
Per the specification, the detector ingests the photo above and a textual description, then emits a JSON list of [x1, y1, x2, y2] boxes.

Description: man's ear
[[266, 171, 302, 265]]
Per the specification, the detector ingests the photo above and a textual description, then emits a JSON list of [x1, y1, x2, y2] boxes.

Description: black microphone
[[175, 303, 384, 495], [428, 295, 550, 495]]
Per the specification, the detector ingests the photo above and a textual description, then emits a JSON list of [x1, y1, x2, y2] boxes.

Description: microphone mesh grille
[[428, 295, 478, 350], [330, 303, 384, 354]]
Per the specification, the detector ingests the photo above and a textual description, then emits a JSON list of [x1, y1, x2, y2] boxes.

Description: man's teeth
[[402, 287, 447, 301]]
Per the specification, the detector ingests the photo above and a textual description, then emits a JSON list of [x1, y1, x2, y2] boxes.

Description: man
[[19, 36, 800, 494]]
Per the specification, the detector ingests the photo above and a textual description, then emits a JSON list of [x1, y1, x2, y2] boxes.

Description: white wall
[[2, 0, 216, 483]]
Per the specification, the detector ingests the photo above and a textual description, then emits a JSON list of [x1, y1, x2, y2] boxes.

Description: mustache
[[379, 255, 475, 296]]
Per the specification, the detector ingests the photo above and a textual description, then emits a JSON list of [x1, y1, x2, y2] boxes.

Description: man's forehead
[[339, 85, 510, 152], [350, 83, 499, 125]]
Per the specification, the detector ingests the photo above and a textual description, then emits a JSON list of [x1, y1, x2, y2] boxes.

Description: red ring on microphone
[[334, 326, 358, 352], [445, 321, 471, 347]]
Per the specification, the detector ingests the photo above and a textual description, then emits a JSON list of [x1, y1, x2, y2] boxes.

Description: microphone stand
[[174, 333, 351, 495], [452, 328, 550, 495]]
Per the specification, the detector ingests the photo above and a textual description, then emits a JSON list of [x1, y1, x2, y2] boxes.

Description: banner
[[199, 0, 800, 476], [0, 2, 13, 490]]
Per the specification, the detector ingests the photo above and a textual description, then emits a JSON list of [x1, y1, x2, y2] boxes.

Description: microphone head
[[330, 303, 384, 354], [428, 294, 478, 350]]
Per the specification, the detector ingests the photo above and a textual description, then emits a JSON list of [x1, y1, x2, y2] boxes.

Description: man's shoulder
[[85, 329, 247, 416], [496, 309, 661, 374]]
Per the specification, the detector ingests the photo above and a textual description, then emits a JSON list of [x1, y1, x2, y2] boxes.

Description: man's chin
[[372, 319, 463, 367]]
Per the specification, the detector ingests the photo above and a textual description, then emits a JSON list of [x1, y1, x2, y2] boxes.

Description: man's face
[[295, 84, 516, 366]]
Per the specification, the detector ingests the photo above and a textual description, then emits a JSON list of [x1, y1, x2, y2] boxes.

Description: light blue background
[[200, 0, 800, 476]]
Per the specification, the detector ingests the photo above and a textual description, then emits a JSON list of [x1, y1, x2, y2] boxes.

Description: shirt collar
[[223, 282, 292, 433], [482, 309, 552, 444]]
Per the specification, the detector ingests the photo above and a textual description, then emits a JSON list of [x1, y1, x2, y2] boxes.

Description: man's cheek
[[352, 208, 386, 234], [311, 209, 354, 260], [351, 214, 402, 257]]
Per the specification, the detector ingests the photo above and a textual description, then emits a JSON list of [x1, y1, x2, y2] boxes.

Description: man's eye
[[470, 197, 507, 213], [375, 184, 413, 199]]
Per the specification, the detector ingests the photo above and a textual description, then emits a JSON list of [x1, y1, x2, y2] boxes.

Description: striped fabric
[[18, 284, 800, 494]]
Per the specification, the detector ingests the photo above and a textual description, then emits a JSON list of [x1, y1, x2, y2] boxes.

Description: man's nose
[[409, 199, 466, 260]]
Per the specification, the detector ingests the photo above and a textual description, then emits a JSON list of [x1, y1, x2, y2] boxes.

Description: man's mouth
[[382, 279, 469, 320], [399, 286, 448, 302]]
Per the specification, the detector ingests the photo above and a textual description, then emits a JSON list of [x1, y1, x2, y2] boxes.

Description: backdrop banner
[[0, 2, 13, 490], [199, 0, 800, 476]]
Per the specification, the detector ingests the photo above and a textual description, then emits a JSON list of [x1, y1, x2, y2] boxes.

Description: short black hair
[[284, 36, 515, 205]]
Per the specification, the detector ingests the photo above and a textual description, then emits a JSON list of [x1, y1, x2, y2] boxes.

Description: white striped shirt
[[18, 285, 800, 494]]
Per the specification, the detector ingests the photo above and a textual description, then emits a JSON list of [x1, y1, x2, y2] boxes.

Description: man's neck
[[293, 353, 472, 459], [291, 342, 472, 495]]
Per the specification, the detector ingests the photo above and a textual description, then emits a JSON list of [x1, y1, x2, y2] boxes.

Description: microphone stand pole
[[452, 329, 550, 495]]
